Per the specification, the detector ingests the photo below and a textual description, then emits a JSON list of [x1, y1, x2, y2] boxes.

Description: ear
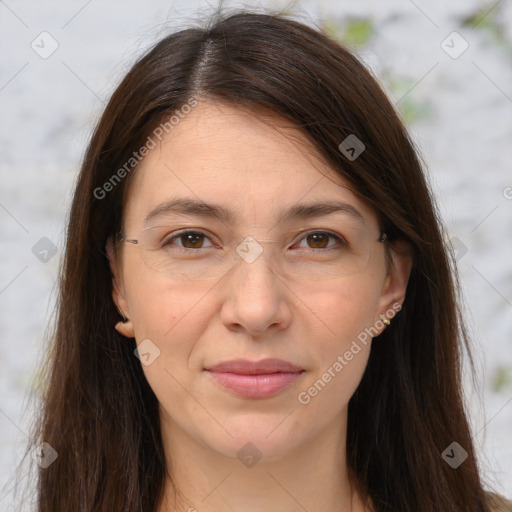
[[106, 236, 135, 338], [374, 240, 412, 327]]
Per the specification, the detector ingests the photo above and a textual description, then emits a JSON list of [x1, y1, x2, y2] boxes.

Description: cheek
[[295, 342, 370, 435], [125, 281, 202, 419], [294, 275, 380, 406], [123, 266, 219, 392], [303, 273, 382, 347], [124, 253, 214, 340]]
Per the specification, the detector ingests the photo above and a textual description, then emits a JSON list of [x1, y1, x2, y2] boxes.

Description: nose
[[219, 239, 292, 337]]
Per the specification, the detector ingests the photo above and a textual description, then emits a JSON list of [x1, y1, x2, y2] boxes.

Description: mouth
[[203, 358, 306, 399]]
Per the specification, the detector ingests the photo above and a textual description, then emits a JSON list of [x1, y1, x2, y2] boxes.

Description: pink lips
[[204, 358, 305, 399]]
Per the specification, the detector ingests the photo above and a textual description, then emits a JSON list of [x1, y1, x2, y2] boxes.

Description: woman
[[25, 8, 511, 512]]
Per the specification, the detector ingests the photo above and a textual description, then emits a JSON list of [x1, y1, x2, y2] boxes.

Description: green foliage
[[461, 5, 512, 57], [23, 367, 44, 393], [493, 365, 512, 392], [323, 17, 374, 46], [343, 18, 374, 45], [323, 16, 432, 125], [381, 73, 434, 125]]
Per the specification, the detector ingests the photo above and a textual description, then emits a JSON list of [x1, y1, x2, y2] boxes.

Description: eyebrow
[[144, 197, 365, 225]]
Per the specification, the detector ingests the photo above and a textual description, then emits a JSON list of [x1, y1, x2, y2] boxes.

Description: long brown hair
[[22, 7, 492, 511]]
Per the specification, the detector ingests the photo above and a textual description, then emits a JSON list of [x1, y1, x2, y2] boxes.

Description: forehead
[[124, 101, 378, 229]]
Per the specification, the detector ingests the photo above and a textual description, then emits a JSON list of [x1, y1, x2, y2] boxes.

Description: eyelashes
[[161, 229, 348, 252]]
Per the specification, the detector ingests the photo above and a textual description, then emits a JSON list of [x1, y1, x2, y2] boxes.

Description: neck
[[156, 407, 369, 512]]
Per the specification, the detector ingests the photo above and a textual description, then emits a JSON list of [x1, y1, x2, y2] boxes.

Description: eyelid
[[161, 228, 347, 250], [292, 229, 347, 249], [163, 228, 218, 248]]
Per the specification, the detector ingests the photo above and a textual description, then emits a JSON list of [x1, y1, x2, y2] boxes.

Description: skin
[[107, 100, 412, 512]]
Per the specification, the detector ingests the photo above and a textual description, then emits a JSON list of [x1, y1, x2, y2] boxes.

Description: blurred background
[[1, 0, 511, 508]]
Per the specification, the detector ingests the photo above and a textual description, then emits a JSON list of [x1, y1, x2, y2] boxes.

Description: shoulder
[[486, 492, 512, 512]]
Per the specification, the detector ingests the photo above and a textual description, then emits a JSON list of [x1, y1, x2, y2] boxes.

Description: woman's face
[[109, 100, 410, 464]]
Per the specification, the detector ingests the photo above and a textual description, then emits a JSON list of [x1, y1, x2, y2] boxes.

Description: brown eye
[[306, 232, 330, 248], [296, 231, 345, 250], [163, 231, 214, 250]]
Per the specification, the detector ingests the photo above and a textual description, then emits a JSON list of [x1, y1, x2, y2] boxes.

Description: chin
[[201, 416, 304, 464]]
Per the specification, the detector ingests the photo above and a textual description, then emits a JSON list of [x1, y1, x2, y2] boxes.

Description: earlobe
[[115, 319, 135, 338], [106, 236, 135, 338]]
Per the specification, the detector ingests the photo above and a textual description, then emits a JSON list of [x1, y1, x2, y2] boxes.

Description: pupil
[[308, 233, 328, 248], [183, 233, 203, 248]]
